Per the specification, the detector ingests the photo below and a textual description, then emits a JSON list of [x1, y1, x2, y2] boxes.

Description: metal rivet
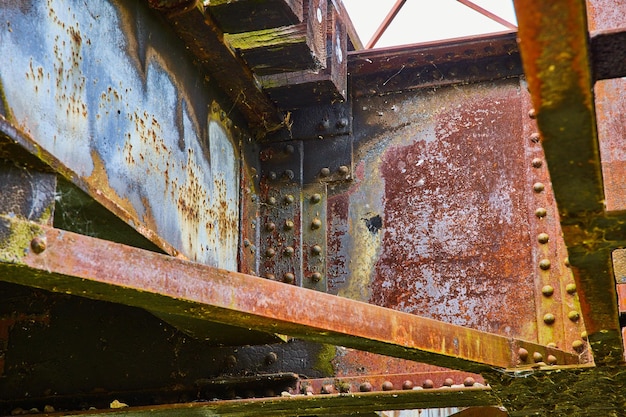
[[533, 182, 545, 193], [541, 285, 554, 297], [532, 158, 543, 168], [311, 272, 322, 282], [338, 382, 351, 393], [537, 233, 549, 244], [535, 207, 547, 218], [283, 273, 295, 284], [382, 381, 394, 391], [264, 352, 278, 365], [225, 354, 237, 367], [572, 340, 584, 351], [284, 144, 295, 155], [518, 348, 529, 361], [568, 311, 580, 322], [338, 165, 349, 175], [311, 218, 322, 229], [283, 246, 294, 257], [283, 170, 295, 180], [530, 133, 541, 143], [265, 273, 275, 280], [533, 352, 543, 363], [310, 193, 321, 204], [212, 102, 220, 113], [336, 118, 348, 129], [547, 342, 557, 348], [321, 384, 333, 394], [463, 377, 475, 387], [566, 283, 577, 294], [564, 257, 571, 267], [529, 109, 537, 119], [539, 259, 551, 270], [284, 220, 294, 230], [265, 222, 276, 232], [546, 355, 557, 365], [284, 194, 295, 204], [581, 331, 588, 340], [219, 110, 226, 120], [311, 245, 322, 255], [268, 171, 277, 181], [317, 119, 330, 131], [402, 380, 413, 390], [543, 313, 555, 324], [359, 382, 372, 392], [443, 378, 454, 387], [422, 379, 434, 389], [243, 239, 250, 247], [320, 167, 331, 177], [268, 197, 277, 205], [30, 237, 46, 254], [265, 248, 276, 258]]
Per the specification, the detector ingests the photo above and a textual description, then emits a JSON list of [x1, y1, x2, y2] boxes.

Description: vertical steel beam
[[513, 0, 622, 363]]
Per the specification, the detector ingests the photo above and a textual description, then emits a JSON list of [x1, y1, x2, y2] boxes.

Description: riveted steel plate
[[0, 0, 240, 268], [302, 183, 327, 291]]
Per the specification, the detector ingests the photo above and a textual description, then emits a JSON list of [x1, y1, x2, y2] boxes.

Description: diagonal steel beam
[[513, 0, 624, 364], [0, 216, 580, 372]]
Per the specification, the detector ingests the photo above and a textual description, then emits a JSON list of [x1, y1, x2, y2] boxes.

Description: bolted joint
[[30, 237, 47, 254]]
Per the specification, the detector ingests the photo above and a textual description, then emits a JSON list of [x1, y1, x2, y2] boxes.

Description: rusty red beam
[[456, 0, 517, 30], [365, 0, 406, 49], [513, 0, 624, 364], [0, 216, 580, 372]]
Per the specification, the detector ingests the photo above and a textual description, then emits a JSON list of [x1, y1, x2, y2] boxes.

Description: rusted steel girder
[[0, 216, 580, 372], [513, 0, 624, 364]]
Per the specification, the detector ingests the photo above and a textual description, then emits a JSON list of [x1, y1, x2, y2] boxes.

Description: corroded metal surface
[[0, 0, 240, 268], [513, 0, 622, 364], [0, 216, 580, 371]]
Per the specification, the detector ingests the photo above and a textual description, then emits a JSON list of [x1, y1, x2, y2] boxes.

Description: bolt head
[[572, 340, 584, 351], [311, 245, 322, 255], [443, 378, 454, 387], [531, 158, 543, 168], [283, 170, 295, 180], [284, 194, 295, 204], [265, 273, 275, 280], [359, 382, 372, 392], [310, 193, 322, 204], [268, 196, 277, 205], [283, 272, 295, 284], [463, 377, 475, 387], [268, 171, 277, 181], [264, 352, 278, 365], [284, 144, 295, 155], [265, 222, 276, 232], [533, 182, 545, 193], [581, 331, 588, 340], [566, 283, 577, 294], [546, 355, 557, 365], [402, 380, 413, 390], [243, 238, 251, 247], [30, 237, 47, 254], [568, 310, 580, 322], [284, 220, 295, 230], [311, 218, 322, 230], [541, 285, 554, 297], [265, 248, 276, 258], [381, 381, 394, 391], [532, 352, 543, 363], [321, 384, 334, 394], [530, 133, 541, 143], [564, 257, 571, 267], [317, 119, 330, 131], [338, 165, 349, 175], [283, 246, 294, 257], [529, 109, 537, 119], [311, 272, 322, 282], [543, 313, 555, 325], [422, 379, 434, 389], [535, 207, 547, 218], [537, 233, 549, 244], [539, 259, 551, 270], [518, 348, 529, 361], [336, 118, 348, 129], [320, 167, 331, 177]]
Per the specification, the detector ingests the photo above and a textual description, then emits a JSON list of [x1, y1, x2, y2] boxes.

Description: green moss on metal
[[0, 78, 15, 122], [313, 344, 336, 376], [0, 217, 42, 262]]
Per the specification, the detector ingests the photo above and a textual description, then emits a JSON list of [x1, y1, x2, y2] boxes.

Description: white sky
[[340, 0, 517, 48]]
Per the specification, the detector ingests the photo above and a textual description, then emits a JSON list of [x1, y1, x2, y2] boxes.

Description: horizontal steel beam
[[513, 0, 623, 364], [0, 216, 580, 372]]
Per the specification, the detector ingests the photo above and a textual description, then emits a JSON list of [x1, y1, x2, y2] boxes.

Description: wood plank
[[208, 0, 304, 33]]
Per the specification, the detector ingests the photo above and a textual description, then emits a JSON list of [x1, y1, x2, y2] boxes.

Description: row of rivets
[[319, 165, 349, 178], [312, 377, 479, 395]]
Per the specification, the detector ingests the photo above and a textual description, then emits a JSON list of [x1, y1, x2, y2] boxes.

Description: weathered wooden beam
[[225, 0, 326, 75], [207, 0, 304, 33], [260, 1, 347, 109], [0, 217, 581, 372], [513, 0, 623, 364]]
